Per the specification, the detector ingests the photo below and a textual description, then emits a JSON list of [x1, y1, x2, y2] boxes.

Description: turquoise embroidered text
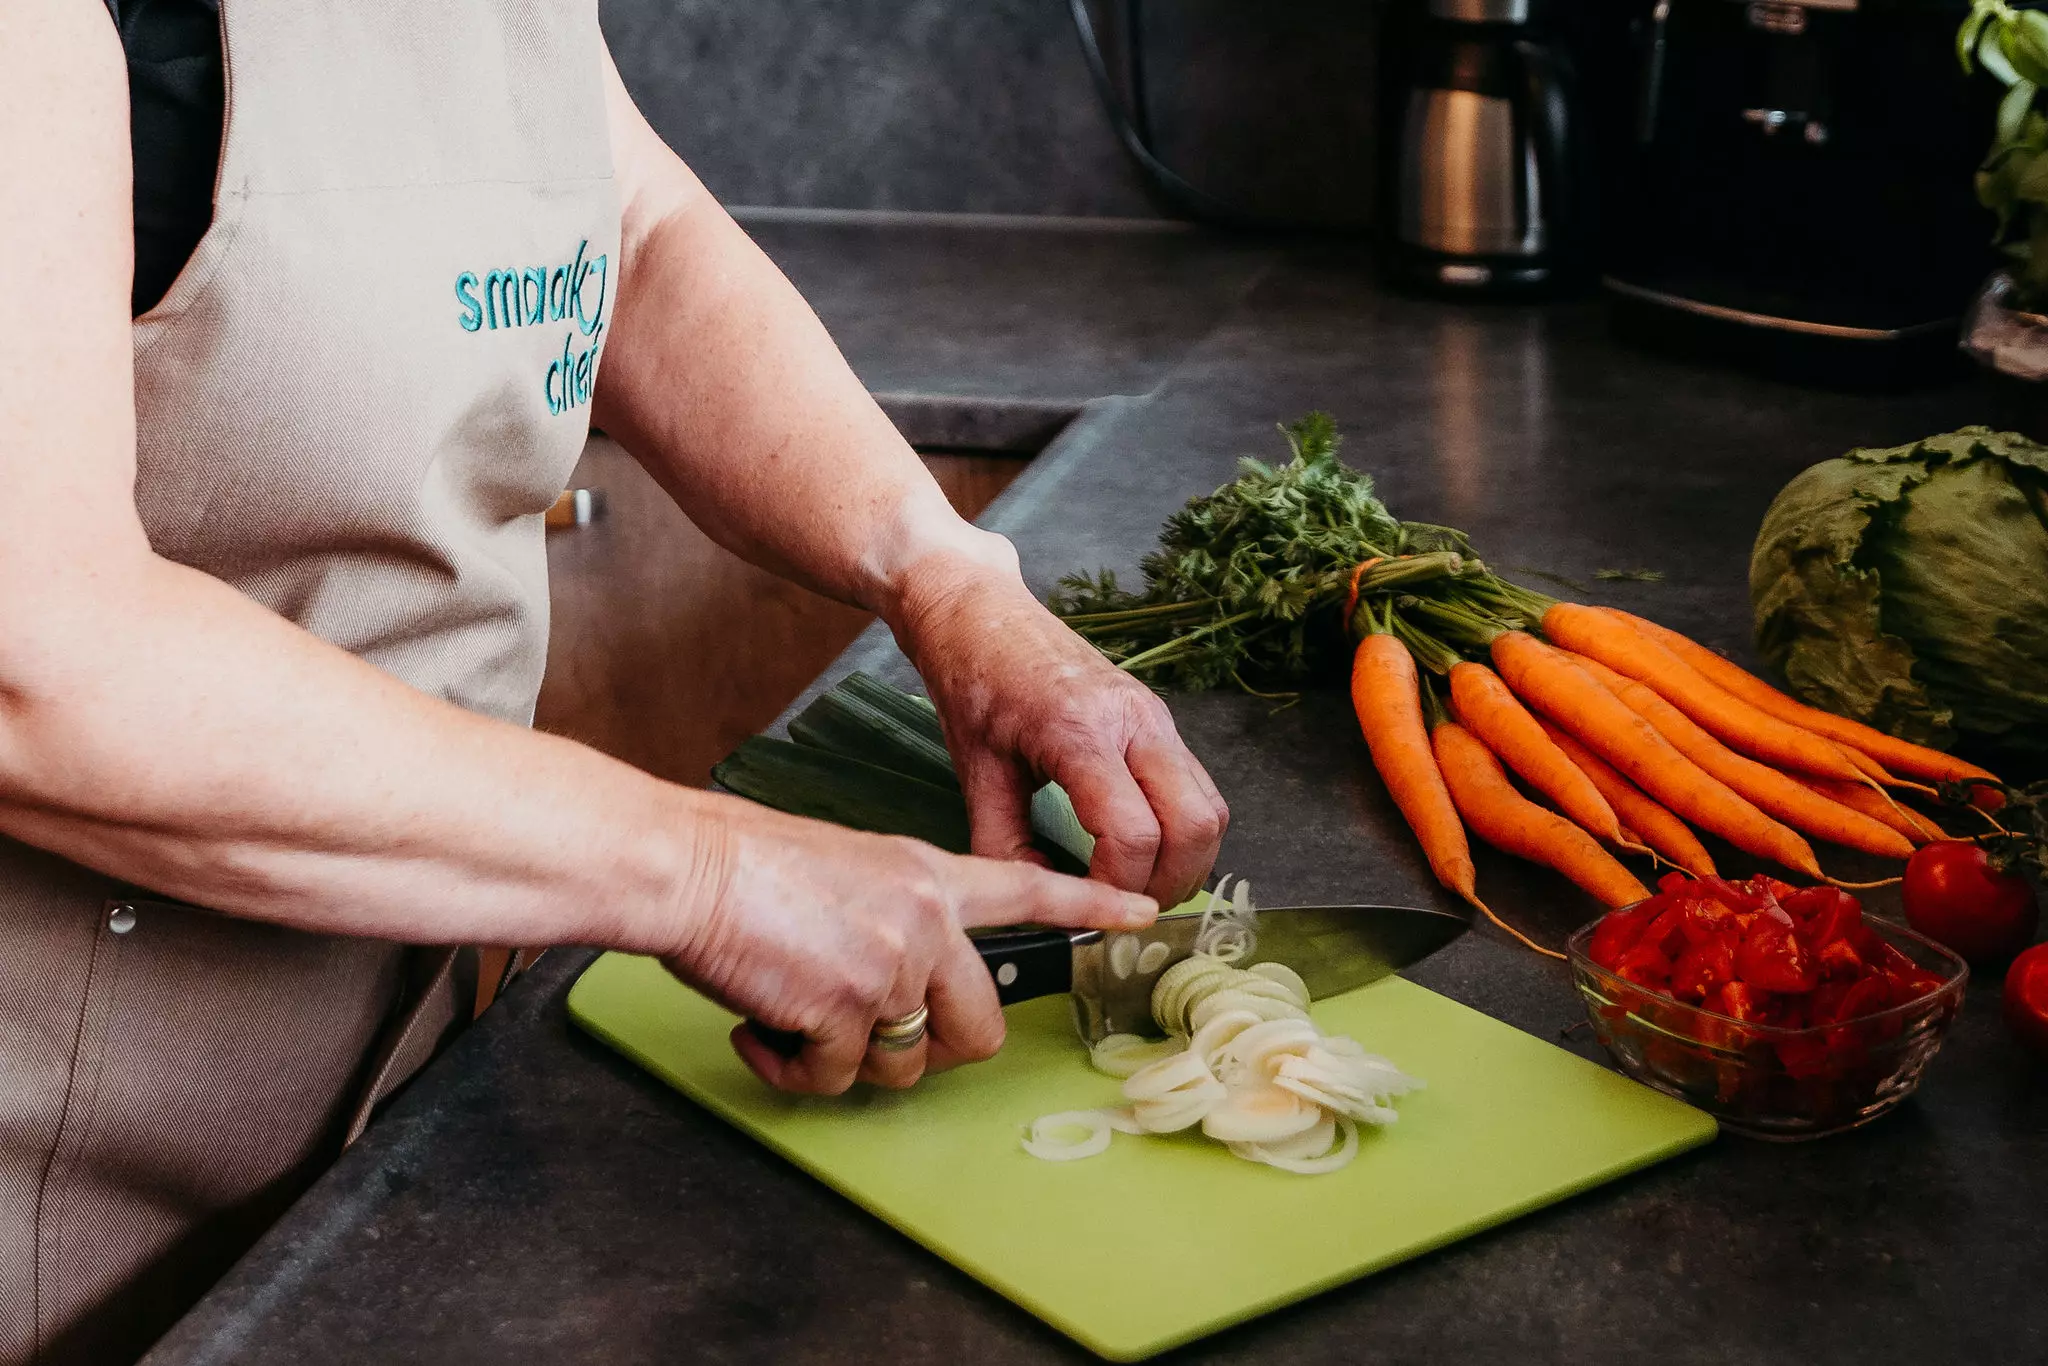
[[453, 239, 609, 416]]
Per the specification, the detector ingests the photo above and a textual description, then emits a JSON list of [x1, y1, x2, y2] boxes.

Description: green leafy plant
[[1960, 1, 2048, 310], [1750, 426, 2048, 761], [1048, 415, 1494, 692]]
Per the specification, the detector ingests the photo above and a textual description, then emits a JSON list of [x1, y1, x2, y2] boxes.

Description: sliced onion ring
[[1027, 876, 1420, 1175], [1021, 1110, 1114, 1161], [1233, 1116, 1361, 1174]]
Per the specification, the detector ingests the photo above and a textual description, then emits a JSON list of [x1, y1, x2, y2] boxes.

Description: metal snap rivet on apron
[[108, 904, 138, 935]]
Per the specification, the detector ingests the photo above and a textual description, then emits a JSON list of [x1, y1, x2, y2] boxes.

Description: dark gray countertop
[[145, 220, 2047, 1366]]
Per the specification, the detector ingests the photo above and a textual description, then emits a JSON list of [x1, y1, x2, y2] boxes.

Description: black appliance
[[1602, 0, 1998, 385], [1386, 0, 1590, 294]]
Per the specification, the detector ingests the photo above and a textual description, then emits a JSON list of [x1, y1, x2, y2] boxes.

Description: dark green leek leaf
[[2017, 11, 2048, 85], [717, 676, 1093, 875], [2002, 78, 2040, 144], [1960, 3, 1991, 73], [1988, 20, 2026, 85]]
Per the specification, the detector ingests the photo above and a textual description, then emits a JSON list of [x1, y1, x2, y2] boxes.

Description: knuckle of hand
[[871, 919, 911, 962], [1046, 711, 1095, 753], [881, 834, 936, 872], [1115, 684, 1169, 730], [897, 858, 958, 927], [962, 1014, 1006, 1061], [834, 960, 893, 1013], [876, 1063, 923, 1092], [862, 960, 901, 1007], [1178, 804, 1224, 845], [1116, 817, 1164, 859]]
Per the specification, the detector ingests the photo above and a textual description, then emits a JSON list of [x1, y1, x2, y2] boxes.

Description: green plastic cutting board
[[569, 953, 1714, 1361]]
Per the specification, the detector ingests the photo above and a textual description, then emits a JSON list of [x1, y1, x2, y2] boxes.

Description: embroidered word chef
[[453, 240, 609, 415]]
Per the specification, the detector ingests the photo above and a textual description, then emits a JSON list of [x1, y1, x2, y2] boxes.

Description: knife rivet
[[996, 962, 1020, 987]]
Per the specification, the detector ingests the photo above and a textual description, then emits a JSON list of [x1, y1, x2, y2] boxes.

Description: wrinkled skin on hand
[[889, 556, 1231, 909], [669, 551, 1224, 1097], [669, 800, 1159, 1095]]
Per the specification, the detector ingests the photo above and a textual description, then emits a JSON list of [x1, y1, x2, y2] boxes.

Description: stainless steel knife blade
[[1065, 903, 1467, 1043]]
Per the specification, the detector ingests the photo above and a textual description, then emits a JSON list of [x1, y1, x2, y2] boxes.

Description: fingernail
[[1122, 894, 1159, 925]]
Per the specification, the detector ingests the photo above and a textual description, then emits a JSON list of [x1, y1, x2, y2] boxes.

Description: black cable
[[1067, 0, 1284, 228]]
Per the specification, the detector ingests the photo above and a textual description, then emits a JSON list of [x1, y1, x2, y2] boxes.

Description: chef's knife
[[748, 903, 1466, 1056], [978, 903, 1468, 1043]]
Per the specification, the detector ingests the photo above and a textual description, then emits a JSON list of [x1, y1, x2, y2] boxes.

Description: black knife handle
[[742, 927, 1080, 1059], [970, 927, 1078, 1006]]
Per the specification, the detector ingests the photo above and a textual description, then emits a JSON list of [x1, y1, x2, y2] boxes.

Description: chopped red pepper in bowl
[[1568, 872, 1968, 1140]]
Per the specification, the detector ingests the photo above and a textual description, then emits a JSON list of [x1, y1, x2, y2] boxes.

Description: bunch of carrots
[[1348, 575, 2002, 960], [1045, 414, 2005, 960]]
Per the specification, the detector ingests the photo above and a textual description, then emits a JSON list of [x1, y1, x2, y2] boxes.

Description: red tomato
[[1884, 965, 1951, 1004], [1770, 998, 1812, 1030], [1823, 974, 1900, 1052], [2005, 942, 2048, 1059], [1711, 980, 1768, 1023], [1783, 887, 1861, 947], [1845, 919, 1919, 977], [1680, 899, 1741, 946], [1903, 842, 2040, 964], [1641, 906, 1690, 958], [1669, 937, 1737, 1003], [1736, 920, 1819, 994], [1775, 1031, 1834, 1079], [1779, 884, 1836, 920], [1614, 942, 1673, 989], [1696, 877, 1761, 914], [1827, 973, 1893, 1025], [1588, 902, 1657, 969], [1814, 936, 1866, 981]]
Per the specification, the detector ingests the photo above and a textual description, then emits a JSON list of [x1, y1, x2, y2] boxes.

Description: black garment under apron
[[102, 0, 224, 317]]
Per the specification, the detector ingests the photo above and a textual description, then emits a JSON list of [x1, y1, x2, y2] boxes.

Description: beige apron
[[0, 2, 619, 1361]]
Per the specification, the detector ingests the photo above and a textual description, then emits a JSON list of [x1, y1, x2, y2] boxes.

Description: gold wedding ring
[[869, 1004, 930, 1052]]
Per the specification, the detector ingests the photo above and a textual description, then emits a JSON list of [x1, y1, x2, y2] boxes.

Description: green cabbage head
[[1750, 427, 2048, 761]]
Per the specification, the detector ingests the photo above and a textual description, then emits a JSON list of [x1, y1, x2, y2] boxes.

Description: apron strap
[[342, 946, 477, 1147]]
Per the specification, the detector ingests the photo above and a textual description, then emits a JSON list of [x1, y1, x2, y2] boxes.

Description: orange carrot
[[1567, 653, 1916, 861], [1794, 775, 1945, 846], [1602, 608, 2002, 787], [1535, 716, 1718, 878], [1490, 630, 1822, 876], [1819, 739, 1902, 786], [1432, 721, 1652, 911], [1543, 602, 1867, 784], [1351, 635, 1475, 899], [1447, 661, 1627, 845]]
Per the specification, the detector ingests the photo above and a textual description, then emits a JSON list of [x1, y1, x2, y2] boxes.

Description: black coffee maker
[[1600, 0, 1996, 385], [1385, 0, 1590, 295]]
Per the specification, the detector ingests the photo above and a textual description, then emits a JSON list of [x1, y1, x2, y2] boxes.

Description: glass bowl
[[1568, 914, 1967, 1141]]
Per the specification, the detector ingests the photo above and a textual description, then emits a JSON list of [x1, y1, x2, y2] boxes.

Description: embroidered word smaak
[[453, 240, 609, 416]]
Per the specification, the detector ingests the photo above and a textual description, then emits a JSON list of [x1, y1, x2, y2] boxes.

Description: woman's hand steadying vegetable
[[668, 800, 1158, 1094], [884, 548, 1231, 909]]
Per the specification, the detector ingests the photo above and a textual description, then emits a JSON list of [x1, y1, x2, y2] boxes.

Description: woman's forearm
[[0, 547, 724, 952]]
